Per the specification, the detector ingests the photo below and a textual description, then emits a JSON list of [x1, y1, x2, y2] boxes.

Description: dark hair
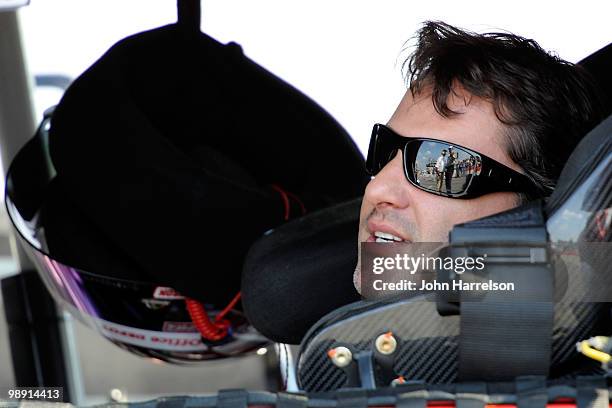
[[403, 21, 605, 201]]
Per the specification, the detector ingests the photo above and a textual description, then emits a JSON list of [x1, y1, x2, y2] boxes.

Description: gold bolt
[[327, 346, 352, 367], [375, 331, 397, 355]]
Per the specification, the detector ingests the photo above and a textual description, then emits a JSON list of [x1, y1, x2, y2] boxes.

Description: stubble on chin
[[353, 209, 420, 295]]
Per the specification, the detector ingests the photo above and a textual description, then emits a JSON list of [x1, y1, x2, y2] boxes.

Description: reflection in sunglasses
[[415, 143, 481, 196]]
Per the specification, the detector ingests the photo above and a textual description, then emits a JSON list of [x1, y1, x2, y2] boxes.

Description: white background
[[19, 1, 612, 154]]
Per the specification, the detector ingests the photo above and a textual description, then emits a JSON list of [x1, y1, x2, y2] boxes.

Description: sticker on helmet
[[97, 319, 207, 351], [153, 286, 185, 300]]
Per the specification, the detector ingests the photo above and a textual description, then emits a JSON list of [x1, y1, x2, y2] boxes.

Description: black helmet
[[5, 23, 368, 362]]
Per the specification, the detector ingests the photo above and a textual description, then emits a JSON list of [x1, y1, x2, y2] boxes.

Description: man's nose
[[364, 150, 412, 209]]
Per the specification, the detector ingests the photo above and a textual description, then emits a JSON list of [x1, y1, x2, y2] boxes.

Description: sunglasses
[[366, 124, 542, 199]]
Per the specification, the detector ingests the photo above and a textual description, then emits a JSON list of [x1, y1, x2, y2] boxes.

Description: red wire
[[185, 299, 230, 342], [216, 292, 241, 321], [270, 184, 291, 220], [285, 190, 307, 215], [185, 292, 242, 342], [271, 184, 307, 219]]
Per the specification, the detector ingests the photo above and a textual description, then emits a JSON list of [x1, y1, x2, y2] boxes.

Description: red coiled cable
[[185, 292, 241, 342]]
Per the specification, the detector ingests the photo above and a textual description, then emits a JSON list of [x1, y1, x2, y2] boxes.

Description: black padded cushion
[[242, 198, 362, 344], [46, 24, 368, 305]]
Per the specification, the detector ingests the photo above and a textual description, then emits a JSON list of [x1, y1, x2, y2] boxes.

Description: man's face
[[354, 87, 522, 292]]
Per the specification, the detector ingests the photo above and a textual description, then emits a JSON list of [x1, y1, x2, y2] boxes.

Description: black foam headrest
[[45, 24, 368, 305], [242, 199, 362, 344]]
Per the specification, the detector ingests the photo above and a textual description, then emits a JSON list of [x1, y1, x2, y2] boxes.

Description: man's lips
[[366, 221, 410, 242]]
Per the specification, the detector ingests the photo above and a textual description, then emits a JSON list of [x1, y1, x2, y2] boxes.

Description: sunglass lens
[[409, 141, 481, 197]]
